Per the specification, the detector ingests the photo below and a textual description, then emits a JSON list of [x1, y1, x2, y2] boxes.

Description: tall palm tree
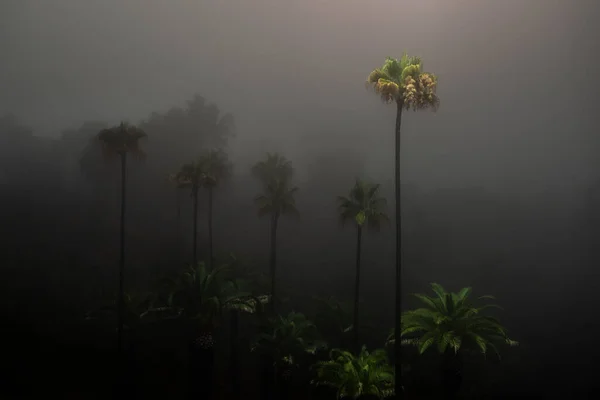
[[197, 148, 232, 269], [387, 283, 517, 398], [252, 153, 298, 313], [171, 160, 203, 266], [337, 179, 388, 349], [366, 53, 440, 393], [96, 122, 147, 357]]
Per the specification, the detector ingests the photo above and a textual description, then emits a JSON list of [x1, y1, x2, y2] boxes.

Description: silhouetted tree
[[197, 148, 232, 269], [171, 160, 203, 266], [367, 53, 440, 393], [252, 153, 298, 313], [96, 122, 147, 358], [337, 179, 388, 350]]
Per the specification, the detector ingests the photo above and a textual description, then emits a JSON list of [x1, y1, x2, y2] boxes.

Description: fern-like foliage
[[313, 295, 353, 338], [312, 346, 395, 399], [387, 283, 518, 358], [84, 292, 171, 330], [160, 261, 269, 328], [253, 311, 327, 368]]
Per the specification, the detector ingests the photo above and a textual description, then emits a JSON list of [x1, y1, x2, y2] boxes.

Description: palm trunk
[[269, 212, 279, 314], [117, 151, 127, 397], [229, 310, 240, 399], [189, 328, 215, 399], [441, 350, 463, 399], [176, 189, 182, 260], [353, 225, 362, 351], [117, 151, 126, 357], [208, 186, 214, 270], [192, 186, 199, 266], [394, 100, 404, 397]]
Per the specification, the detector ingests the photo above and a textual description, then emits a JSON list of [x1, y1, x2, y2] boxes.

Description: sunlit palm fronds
[[366, 53, 440, 111]]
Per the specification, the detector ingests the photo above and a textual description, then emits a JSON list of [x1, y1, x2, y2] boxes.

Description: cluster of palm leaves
[[84, 292, 164, 330], [312, 347, 395, 399], [169, 148, 232, 267], [252, 311, 327, 369], [313, 296, 353, 347], [386, 283, 518, 358], [366, 53, 439, 111], [157, 260, 269, 329]]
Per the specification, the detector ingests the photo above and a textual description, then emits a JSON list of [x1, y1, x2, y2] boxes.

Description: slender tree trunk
[[208, 186, 214, 270], [117, 151, 126, 357], [230, 310, 240, 399], [116, 151, 127, 398], [176, 189, 182, 259], [269, 212, 279, 313], [192, 186, 199, 266], [353, 225, 362, 351], [441, 350, 463, 399], [394, 100, 404, 397]]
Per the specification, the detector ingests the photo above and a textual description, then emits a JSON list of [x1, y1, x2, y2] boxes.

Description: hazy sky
[[1, 0, 599, 191]]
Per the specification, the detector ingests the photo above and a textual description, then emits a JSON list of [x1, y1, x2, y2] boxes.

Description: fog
[[1, 0, 600, 398]]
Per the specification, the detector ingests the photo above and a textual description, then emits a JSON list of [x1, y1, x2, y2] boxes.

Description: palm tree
[[254, 311, 327, 399], [312, 346, 395, 399], [252, 153, 298, 313], [197, 148, 232, 269], [366, 54, 440, 393], [96, 122, 146, 357], [387, 283, 517, 398], [168, 172, 189, 258], [337, 179, 389, 350], [161, 260, 266, 399], [171, 160, 203, 266]]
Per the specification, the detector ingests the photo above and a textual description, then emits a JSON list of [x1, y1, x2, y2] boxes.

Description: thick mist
[[1, 0, 600, 397]]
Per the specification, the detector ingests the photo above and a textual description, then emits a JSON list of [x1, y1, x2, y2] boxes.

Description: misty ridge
[[1, 0, 600, 399]]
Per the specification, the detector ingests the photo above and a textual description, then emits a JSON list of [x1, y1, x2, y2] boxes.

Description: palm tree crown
[[97, 122, 147, 158], [337, 179, 389, 229], [171, 160, 202, 192], [367, 53, 440, 111], [197, 148, 232, 188], [252, 152, 293, 185], [252, 153, 298, 217], [390, 283, 518, 357]]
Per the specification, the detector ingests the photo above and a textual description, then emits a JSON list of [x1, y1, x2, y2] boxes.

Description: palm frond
[[391, 283, 516, 359], [337, 179, 388, 229], [367, 53, 440, 111], [97, 122, 147, 159]]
